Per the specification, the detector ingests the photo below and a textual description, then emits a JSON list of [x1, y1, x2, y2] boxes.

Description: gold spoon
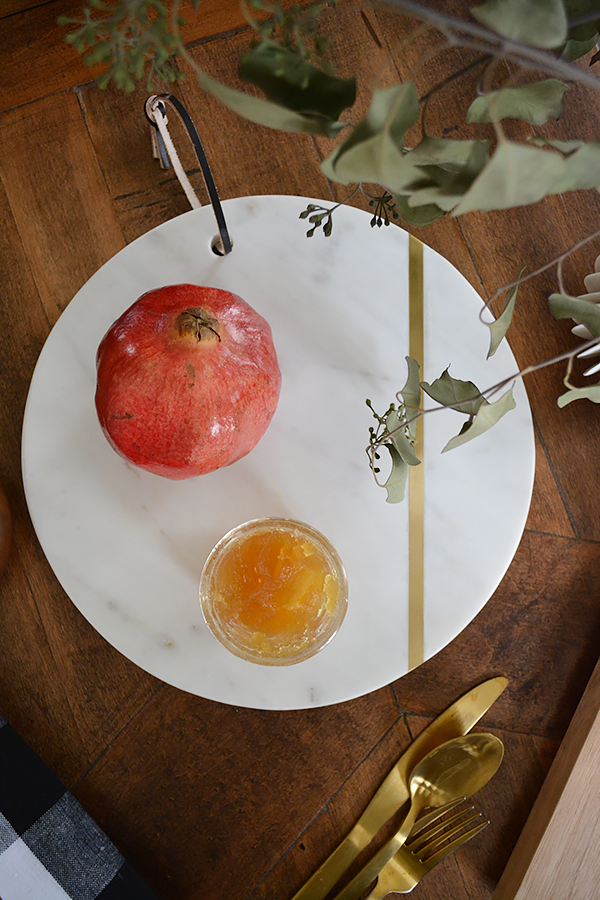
[[332, 732, 504, 900]]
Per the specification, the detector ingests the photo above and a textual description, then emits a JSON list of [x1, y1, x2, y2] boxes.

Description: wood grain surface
[[493, 654, 600, 899], [1, 2, 600, 899]]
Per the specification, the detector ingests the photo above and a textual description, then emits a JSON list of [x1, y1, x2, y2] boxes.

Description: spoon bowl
[[409, 732, 504, 807], [398, 732, 503, 843]]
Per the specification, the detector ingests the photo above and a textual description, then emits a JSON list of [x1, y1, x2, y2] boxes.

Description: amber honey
[[200, 518, 348, 665]]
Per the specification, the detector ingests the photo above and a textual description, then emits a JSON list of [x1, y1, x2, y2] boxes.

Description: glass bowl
[[199, 517, 348, 666]]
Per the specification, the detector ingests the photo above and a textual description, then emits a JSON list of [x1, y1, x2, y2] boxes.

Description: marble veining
[[21, 195, 535, 710]]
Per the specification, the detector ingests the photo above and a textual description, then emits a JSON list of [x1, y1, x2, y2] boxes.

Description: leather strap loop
[[145, 94, 233, 256]]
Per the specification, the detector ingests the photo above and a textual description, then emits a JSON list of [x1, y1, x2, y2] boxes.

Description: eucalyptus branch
[[569, 11, 600, 27], [418, 53, 490, 105], [563, 352, 576, 388], [418, 52, 491, 138], [479, 226, 600, 327], [384, 0, 600, 91], [481, 55, 509, 145], [557, 255, 567, 296], [404, 35, 452, 91], [369, 332, 600, 467]]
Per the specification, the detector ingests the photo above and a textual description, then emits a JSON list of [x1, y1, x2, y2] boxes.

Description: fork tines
[[406, 798, 490, 862]]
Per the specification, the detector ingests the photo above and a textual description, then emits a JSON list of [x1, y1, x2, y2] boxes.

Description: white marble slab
[[21, 195, 534, 710]]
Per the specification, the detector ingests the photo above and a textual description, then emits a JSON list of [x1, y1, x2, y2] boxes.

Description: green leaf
[[470, 0, 568, 48], [238, 41, 356, 120], [466, 80, 569, 125], [558, 383, 600, 406], [549, 292, 600, 336], [421, 367, 486, 415], [407, 185, 462, 211], [407, 137, 489, 168], [487, 265, 525, 358], [194, 64, 347, 137], [552, 143, 600, 191], [528, 137, 585, 152], [321, 83, 421, 188], [561, 34, 599, 59], [453, 142, 565, 215], [407, 140, 489, 211], [563, 0, 600, 42], [385, 410, 421, 466], [399, 356, 421, 437], [442, 387, 516, 452], [392, 192, 446, 226], [382, 444, 409, 503]]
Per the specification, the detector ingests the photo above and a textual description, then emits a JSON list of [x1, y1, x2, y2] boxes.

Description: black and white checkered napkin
[[0, 714, 159, 900]]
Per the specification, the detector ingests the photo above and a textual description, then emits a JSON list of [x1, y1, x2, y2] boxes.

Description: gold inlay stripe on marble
[[408, 234, 424, 670]]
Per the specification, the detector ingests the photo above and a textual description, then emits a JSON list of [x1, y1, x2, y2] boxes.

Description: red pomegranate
[[95, 284, 281, 479]]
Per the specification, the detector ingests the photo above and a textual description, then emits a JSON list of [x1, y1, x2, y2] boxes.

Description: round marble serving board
[[22, 195, 534, 710]]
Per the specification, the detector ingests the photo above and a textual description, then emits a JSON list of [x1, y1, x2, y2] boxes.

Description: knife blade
[[291, 676, 507, 900]]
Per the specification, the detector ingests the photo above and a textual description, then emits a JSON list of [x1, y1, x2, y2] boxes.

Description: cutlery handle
[[289, 788, 410, 900], [289, 809, 404, 900], [366, 855, 413, 899], [330, 809, 418, 900]]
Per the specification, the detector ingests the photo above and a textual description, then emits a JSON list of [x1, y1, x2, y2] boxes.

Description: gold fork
[[365, 800, 489, 897]]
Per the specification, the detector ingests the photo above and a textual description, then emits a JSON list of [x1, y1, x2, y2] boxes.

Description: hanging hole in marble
[[211, 235, 230, 256]]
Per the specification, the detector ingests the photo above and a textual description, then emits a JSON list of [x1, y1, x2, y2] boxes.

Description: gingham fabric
[[0, 714, 159, 900]]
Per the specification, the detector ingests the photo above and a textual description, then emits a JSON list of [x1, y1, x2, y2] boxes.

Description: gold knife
[[291, 676, 508, 900]]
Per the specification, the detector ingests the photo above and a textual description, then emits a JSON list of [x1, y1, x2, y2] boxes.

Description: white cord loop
[[146, 97, 202, 210]]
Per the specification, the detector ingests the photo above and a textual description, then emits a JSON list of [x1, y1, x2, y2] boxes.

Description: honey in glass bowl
[[199, 518, 348, 665]]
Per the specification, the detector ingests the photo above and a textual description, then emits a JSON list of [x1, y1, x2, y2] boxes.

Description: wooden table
[[2, 2, 600, 898]]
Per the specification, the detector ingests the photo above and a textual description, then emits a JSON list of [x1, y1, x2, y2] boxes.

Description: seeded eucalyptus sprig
[[366, 399, 417, 504], [298, 187, 361, 237], [367, 192, 400, 229], [299, 203, 334, 237], [57, 0, 186, 92], [244, 0, 335, 64], [366, 399, 399, 477]]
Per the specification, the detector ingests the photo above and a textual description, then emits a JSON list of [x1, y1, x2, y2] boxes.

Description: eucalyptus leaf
[[466, 80, 569, 125], [382, 444, 409, 503], [194, 65, 346, 137], [407, 184, 463, 212], [421, 367, 486, 415], [549, 292, 600, 335], [470, 0, 568, 48], [400, 356, 422, 437], [557, 383, 600, 406], [392, 192, 446, 225], [442, 387, 516, 452], [408, 140, 489, 211], [453, 141, 565, 215], [563, 0, 600, 42], [407, 137, 489, 168], [238, 41, 356, 120], [321, 83, 421, 188], [487, 265, 525, 358], [529, 137, 584, 152], [561, 34, 599, 59], [553, 143, 600, 191], [386, 410, 421, 466]]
